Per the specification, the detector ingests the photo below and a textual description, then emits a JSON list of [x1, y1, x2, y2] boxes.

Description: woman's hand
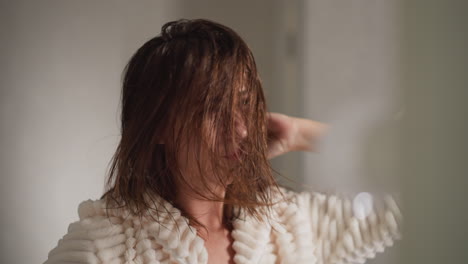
[[267, 112, 329, 159]]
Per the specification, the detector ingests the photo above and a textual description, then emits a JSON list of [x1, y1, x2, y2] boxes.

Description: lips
[[223, 151, 240, 160]]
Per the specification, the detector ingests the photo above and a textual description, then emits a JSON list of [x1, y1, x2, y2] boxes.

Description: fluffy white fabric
[[44, 187, 401, 264]]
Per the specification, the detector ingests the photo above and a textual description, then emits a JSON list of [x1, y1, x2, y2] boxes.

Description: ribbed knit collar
[[77, 189, 288, 264]]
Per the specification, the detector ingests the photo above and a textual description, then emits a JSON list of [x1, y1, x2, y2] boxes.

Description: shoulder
[[276, 186, 402, 229], [272, 185, 329, 215], [44, 199, 134, 264], [44, 198, 207, 264], [274, 186, 403, 263]]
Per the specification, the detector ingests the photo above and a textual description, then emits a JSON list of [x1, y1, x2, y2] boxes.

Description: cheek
[[202, 119, 221, 148], [176, 134, 212, 165], [201, 117, 240, 156]]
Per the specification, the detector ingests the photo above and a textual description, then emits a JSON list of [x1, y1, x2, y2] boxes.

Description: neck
[[174, 183, 228, 240]]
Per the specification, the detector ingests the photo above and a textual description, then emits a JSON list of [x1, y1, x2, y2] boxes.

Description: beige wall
[[400, 1, 468, 263], [300, 0, 400, 193]]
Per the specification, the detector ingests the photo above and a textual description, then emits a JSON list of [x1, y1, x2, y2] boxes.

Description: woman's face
[[175, 88, 249, 187]]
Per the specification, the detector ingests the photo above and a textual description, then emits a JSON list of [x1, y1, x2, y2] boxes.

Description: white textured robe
[[43, 187, 402, 264]]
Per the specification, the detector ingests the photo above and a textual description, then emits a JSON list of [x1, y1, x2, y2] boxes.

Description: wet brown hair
[[101, 19, 281, 231]]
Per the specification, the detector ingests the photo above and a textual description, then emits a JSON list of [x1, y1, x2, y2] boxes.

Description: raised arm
[[266, 112, 329, 159]]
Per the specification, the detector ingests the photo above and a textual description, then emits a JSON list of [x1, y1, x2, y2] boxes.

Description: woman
[[44, 19, 401, 264]]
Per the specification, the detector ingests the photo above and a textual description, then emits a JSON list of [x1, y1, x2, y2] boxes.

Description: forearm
[[266, 113, 329, 159], [290, 117, 329, 152]]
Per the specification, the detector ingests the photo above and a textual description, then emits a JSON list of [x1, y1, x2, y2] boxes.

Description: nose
[[235, 119, 248, 139]]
